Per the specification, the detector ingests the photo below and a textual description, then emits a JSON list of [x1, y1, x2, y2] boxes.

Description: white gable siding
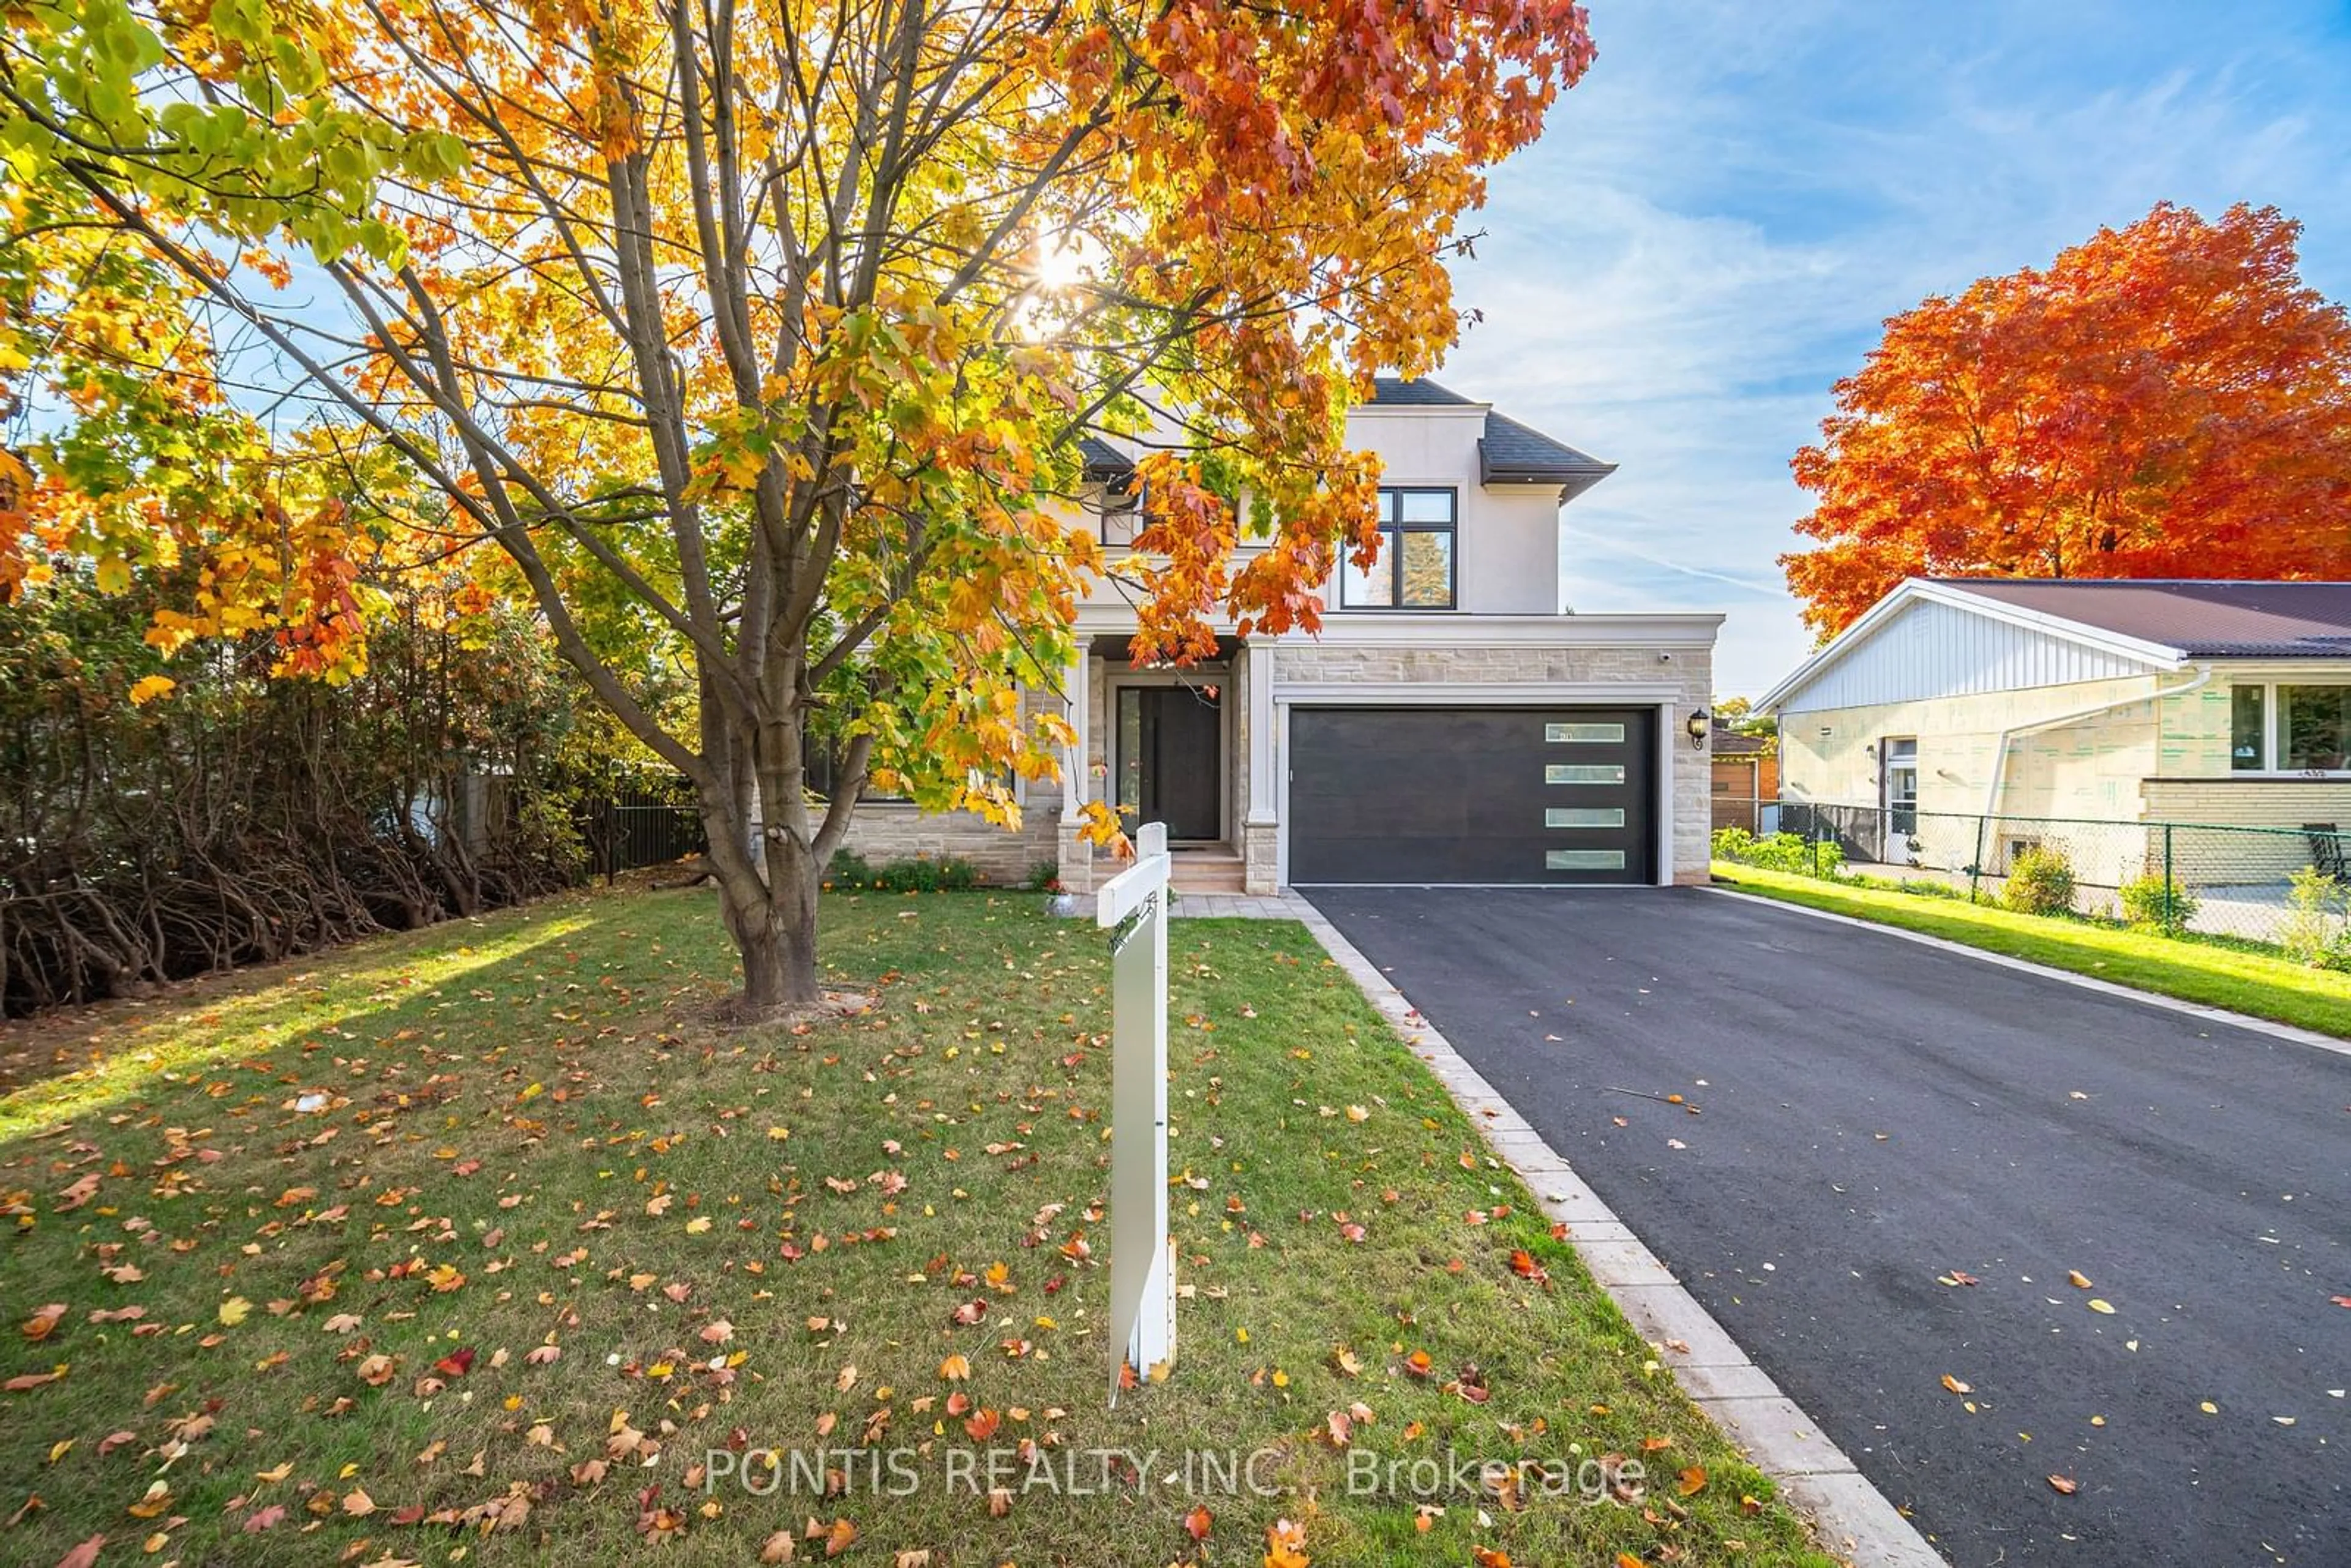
[[1780, 598, 2163, 713]]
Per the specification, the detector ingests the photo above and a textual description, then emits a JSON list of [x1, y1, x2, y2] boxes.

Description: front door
[[1116, 685, 1221, 841], [1880, 737, 1918, 865]]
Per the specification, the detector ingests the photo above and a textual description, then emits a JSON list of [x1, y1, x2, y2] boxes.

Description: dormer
[[1337, 378, 1614, 615], [1076, 377, 1613, 616]]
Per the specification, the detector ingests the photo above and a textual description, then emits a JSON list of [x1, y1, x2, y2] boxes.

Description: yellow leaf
[[2068, 1270, 2093, 1289], [2087, 1299, 2115, 1315], [129, 675, 176, 706], [218, 1297, 252, 1327], [685, 1216, 712, 1234]]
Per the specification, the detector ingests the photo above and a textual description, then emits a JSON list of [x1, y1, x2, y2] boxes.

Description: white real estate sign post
[[1097, 820, 1174, 1403]]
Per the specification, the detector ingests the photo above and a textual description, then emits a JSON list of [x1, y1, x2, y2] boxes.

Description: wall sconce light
[[1686, 710, 1710, 750]]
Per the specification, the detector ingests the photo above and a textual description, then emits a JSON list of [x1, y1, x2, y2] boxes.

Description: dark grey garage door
[[1288, 707, 1655, 884]]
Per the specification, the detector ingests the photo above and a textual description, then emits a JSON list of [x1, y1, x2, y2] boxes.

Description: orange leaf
[[1263, 1516, 1311, 1568]]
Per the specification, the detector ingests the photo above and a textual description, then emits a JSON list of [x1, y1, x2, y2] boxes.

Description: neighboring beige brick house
[[834, 378, 1724, 895], [1760, 578, 2351, 882]]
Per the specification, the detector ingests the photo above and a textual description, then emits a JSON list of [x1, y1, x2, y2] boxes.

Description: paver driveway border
[[1288, 896, 1949, 1568]]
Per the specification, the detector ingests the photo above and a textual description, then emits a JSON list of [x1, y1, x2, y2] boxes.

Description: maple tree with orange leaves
[[1783, 201, 2351, 639], [2, 0, 1597, 1009]]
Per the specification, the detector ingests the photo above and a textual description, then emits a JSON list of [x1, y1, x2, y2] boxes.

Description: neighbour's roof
[[1758, 575, 2351, 713], [1930, 579, 2351, 659], [1710, 722, 1771, 756]]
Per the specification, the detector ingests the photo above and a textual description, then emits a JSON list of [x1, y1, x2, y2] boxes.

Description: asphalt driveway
[[1305, 886, 2350, 1567]]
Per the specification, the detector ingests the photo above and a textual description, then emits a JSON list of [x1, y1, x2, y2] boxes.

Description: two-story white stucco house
[[838, 378, 1723, 895]]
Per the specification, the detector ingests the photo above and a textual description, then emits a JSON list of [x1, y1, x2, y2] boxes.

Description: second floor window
[[1340, 487, 1457, 609]]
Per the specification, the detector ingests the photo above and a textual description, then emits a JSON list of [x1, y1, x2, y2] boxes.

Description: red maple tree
[[1783, 202, 2351, 638]]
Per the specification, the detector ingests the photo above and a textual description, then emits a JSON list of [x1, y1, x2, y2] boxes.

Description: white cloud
[[1423, 0, 2351, 696]]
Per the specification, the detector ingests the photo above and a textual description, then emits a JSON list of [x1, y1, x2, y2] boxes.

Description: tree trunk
[[733, 867, 820, 1013], [701, 776, 825, 1015]]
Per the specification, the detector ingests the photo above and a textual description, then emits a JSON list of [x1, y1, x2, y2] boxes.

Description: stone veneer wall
[[833, 801, 1060, 886], [1270, 640, 1715, 883], [832, 685, 1067, 887], [839, 637, 1719, 890]]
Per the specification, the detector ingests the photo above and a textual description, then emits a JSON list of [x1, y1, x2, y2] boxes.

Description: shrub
[[824, 850, 981, 891], [2000, 845, 2077, 917], [1712, 826, 1844, 879], [852, 855, 983, 893], [2280, 866, 2350, 969], [2119, 872, 2199, 932], [1022, 860, 1063, 893]]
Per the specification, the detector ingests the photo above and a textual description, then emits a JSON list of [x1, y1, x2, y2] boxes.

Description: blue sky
[[1434, 0, 2351, 696]]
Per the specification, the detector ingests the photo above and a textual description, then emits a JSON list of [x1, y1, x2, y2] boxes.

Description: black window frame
[[1340, 486, 1458, 610]]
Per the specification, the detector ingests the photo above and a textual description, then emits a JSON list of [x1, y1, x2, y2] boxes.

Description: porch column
[[1056, 647, 1096, 894], [1063, 647, 1087, 815], [1241, 639, 1280, 895], [1245, 640, 1277, 826]]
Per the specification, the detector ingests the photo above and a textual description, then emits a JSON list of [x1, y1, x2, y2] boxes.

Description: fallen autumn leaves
[[0, 887, 1835, 1566]]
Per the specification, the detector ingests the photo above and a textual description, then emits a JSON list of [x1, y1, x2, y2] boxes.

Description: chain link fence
[[1727, 801, 2351, 956]]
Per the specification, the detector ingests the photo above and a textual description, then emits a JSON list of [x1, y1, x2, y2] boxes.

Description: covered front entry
[[1287, 706, 1657, 883], [1114, 683, 1223, 841]]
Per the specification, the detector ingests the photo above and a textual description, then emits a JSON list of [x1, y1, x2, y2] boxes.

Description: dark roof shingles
[[1478, 410, 1615, 483], [1083, 377, 1614, 493], [1938, 579, 2351, 658], [1076, 435, 1133, 480], [1367, 376, 1477, 405]]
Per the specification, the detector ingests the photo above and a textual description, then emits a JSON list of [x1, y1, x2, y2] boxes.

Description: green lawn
[[0, 885, 1835, 1567], [1712, 863, 2351, 1038]]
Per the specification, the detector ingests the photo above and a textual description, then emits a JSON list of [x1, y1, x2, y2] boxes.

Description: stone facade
[[839, 633, 1721, 890], [832, 800, 1060, 887], [832, 684, 1067, 888]]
